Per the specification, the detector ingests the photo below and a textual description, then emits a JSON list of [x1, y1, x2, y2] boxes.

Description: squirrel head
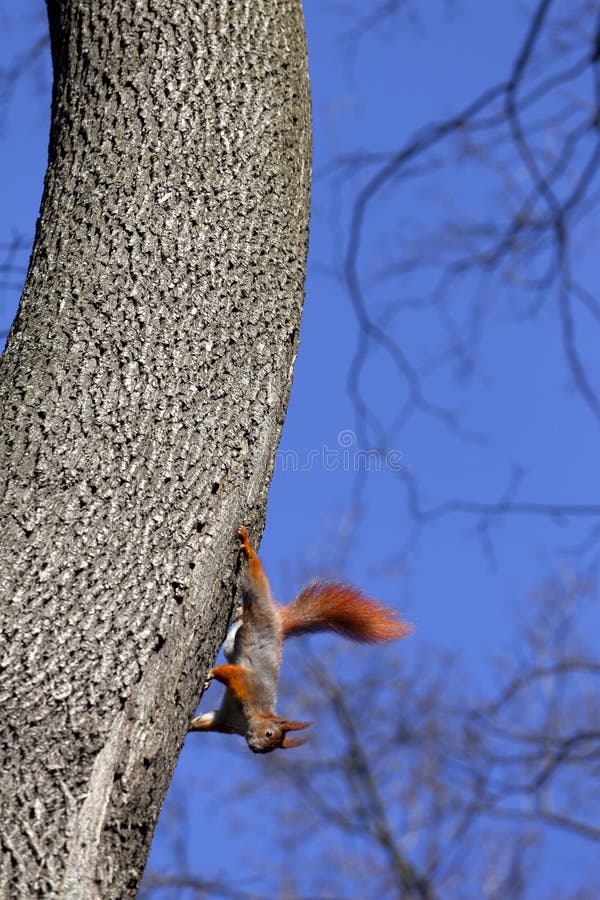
[[246, 713, 311, 754]]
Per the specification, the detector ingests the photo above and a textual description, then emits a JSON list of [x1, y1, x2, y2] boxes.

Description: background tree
[[0, 1, 310, 897], [333, 0, 600, 548]]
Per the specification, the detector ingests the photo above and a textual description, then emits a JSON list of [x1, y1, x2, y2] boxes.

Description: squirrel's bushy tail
[[280, 582, 412, 643]]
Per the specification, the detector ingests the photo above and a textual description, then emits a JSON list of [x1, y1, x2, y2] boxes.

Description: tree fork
[[0, 0, 311, 896]]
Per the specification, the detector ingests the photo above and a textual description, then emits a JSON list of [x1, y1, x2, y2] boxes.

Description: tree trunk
[[0, 0, 310, 896]]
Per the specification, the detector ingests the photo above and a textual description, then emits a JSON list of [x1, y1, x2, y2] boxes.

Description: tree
[[335, 0, 600, 552], [0, 1, 311, 896]]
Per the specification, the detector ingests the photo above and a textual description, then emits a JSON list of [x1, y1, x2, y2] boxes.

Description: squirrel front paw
[[203, 669, 215, 692]]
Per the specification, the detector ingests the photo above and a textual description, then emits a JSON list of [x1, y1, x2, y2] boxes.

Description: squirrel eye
[[265, 730, 273, 738]]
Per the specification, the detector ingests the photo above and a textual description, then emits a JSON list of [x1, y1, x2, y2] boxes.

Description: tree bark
[[0, 0, 311, 896]]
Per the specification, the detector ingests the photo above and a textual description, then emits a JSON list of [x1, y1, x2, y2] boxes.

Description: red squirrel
[[189, 526, 411, 753]]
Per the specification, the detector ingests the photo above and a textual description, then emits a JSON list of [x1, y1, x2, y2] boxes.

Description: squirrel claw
[[203, 669, 215, 692], [237, 525, 252, 558]]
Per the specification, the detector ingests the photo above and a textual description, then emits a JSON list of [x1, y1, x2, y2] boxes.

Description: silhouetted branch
[[0, 23, 49, 128], [332, 0, 600, 544]]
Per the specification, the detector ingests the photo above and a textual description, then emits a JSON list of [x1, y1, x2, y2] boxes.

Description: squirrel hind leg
[[237, 525, 254, 558], [223, 619, 242, 661]]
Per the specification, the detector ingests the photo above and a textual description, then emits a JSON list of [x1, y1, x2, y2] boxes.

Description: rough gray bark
[[0, 0, 310, 896]]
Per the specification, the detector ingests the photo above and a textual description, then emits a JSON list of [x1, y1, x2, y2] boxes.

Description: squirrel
[[189, 525, 411, 753]]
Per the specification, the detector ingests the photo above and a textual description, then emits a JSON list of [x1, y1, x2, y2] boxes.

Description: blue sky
[[2, 0, 600, 895]]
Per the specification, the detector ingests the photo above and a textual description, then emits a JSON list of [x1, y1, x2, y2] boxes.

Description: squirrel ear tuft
[[281, 734, 309, 749], [277, 718, 312, 733]]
